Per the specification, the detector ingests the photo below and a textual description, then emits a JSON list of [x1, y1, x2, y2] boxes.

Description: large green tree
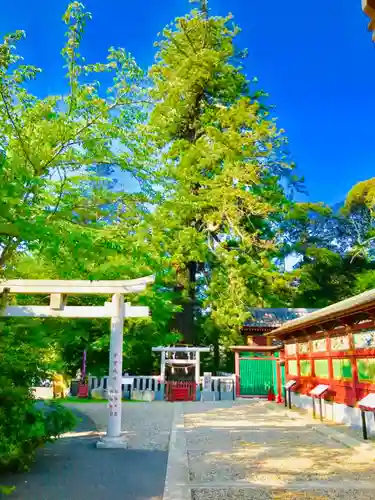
[[343, 177, 375, 262], [0, 2, 150, 272], [144, 0, 298, 354], [281, 180, 375, 308]]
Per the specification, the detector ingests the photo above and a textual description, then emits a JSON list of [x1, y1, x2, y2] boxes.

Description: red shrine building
[[269, 289, 375, 434]]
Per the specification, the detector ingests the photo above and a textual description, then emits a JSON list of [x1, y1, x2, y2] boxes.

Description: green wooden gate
[[239, 357, 274, 396]]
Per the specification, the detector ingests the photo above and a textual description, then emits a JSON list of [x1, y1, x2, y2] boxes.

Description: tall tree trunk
[[171, 261, 198, 344], [213, 337, 220, 374]]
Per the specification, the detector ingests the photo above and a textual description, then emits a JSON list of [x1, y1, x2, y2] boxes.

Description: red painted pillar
[[349, 331, 358, 406], [276, 360, 282, 403], [235, 351, 240, 397]]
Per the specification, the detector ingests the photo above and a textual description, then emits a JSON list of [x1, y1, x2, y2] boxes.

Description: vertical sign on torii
[[100, 297, 151, 448], [104, 294, 125, 444], [0, 276, 154, 449]]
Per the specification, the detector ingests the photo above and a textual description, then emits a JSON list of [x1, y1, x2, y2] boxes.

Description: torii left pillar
[[97, 296, 150, 448], [97, 293, 126, 448]]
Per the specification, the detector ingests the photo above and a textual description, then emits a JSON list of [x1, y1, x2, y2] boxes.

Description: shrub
[[0, 379, 77, 473], [40, 400, 77, 439], [0, 486, 16, 496]]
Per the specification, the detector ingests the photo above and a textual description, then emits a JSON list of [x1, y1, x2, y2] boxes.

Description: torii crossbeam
[[0, 277, 154, 448]]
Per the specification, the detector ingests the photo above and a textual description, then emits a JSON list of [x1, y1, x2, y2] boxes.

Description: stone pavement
[[0, 404, 171, 500], [165, 400, 375, 500], [2, 401, 375, 500]]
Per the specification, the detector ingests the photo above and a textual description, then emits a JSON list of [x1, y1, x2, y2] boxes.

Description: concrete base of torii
[[96, 436, 128, 449]]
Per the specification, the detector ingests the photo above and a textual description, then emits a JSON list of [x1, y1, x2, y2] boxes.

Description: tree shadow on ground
[[1, 408, 167, 500]]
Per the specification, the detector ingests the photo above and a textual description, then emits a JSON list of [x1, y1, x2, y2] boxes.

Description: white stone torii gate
[[0, 276, 154, 448]]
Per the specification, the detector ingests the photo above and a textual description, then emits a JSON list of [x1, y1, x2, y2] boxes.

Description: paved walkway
[[0, 404, 171, 500], [165, 400, 375, 500], [2, 401, 375, 499]]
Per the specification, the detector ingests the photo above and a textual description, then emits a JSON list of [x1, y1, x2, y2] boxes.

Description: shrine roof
[[245, 308, 317, 329], [268, 288, 375, 340]]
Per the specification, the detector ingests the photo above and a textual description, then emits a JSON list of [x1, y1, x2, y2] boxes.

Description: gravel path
[[0, 403, 172, 500], [183, 400, 375, 499], [65, 401, 174, 450], [191, 488, 375, 499]]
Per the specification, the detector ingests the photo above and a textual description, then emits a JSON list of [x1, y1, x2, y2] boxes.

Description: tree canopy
[[1, 1, 374, 379], [0, 2, 151, 271], [144, 3, 301, 351]]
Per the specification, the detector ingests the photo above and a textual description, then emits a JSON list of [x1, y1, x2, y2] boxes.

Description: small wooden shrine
[[152, 346, 210, 401], [268, 288, 375, 431]]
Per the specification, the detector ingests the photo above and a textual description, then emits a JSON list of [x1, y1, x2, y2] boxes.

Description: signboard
[[284, 380, 297, 390], [354, 330, 375, 349], [310, 384, 329, 397], [285, 344, 296, 356], [299, 342, 310, 355], [331, 335, 350, 351], [107, 387, 120, 412], [358, 393, 375, 410], [122, 377, 134, 386], [109, 351, 121, 417], [312, 338, 326, 353], [203, 372, 212, 392]]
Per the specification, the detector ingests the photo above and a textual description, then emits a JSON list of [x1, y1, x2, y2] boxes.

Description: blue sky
[[2, 0, 374, 205]]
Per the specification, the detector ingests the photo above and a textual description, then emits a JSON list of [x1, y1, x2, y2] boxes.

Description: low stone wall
[[197, 387, 235, 402], [291, 391, 375, 436], [89, 376, 165, 400], [131, 389, 155, 402], [88, 375, 236, 402]]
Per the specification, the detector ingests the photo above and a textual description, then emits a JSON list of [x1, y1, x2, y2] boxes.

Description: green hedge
[[0, 380, 76, 473]]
